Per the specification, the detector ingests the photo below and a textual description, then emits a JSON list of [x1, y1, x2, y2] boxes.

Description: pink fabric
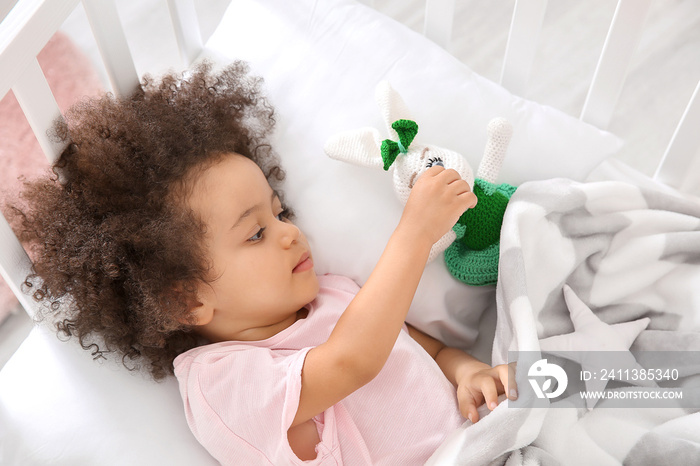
[[174, 274, 465, 465]]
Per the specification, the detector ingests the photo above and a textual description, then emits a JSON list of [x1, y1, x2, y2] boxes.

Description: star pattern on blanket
[[538, 285, 654, 409]]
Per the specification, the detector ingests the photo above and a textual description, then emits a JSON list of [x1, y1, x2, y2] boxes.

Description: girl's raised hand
[[399, 166, 477, 248]]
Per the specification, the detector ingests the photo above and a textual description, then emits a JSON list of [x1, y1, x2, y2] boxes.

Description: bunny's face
[[391, 143, 474, 204]]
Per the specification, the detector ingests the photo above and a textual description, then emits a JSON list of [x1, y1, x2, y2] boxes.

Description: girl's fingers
[[457, 386, 480, 423], [500, 364, 518, 400], [432, 167, 464, 186], [435, 169, 477, 207], [468, 406, 480, 424], [422, 165, 447, 178], [444, 172, 478, 207], [459, 364, 519, 424], [480, 377, 500, 411], [422, 167, 474, 197], [461, 190, 478, 209]]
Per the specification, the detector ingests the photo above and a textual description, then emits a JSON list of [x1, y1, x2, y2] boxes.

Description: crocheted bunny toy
[[324, 81, 516, 285]]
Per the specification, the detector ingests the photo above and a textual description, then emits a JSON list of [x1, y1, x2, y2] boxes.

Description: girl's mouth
[[293, 252, 313, 273]]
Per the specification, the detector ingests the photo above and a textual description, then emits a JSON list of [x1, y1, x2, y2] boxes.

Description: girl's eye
[[248, 227, 265, 242], [276, 208, 290, 221], [247, 208, 289, 242]]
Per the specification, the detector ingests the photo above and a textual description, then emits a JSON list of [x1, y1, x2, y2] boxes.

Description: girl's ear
[[187, 300, 215, 326], [174, 285, 215, 326], [375, 81, 413, 137], [324, 127, 384, 169]]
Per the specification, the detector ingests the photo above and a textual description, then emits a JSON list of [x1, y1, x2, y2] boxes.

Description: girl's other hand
[[399, 166, 477, 247], [457, 363, 517, 424]]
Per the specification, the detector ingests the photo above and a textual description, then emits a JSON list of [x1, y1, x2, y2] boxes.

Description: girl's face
[[185, 153, 319, 342]]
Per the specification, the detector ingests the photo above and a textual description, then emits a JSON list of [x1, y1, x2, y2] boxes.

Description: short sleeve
[[175, 345, 336, 465]]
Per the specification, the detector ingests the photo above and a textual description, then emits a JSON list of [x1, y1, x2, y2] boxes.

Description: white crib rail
[[654, 81, 700, 188], [0, 0, 204, 317], [0, 215, 38, 317], [579, 0, 653, 129], [167, 0, 203, 67], [12, 58, 64, 163], [81, 0, 140, 97], [0, 0, 78, 104], [501, 0, 655, 131], [0, 0, 81, 318], [424, 0, 455, 51], [422, 0, 655, 132], [418, 0, 700, 193], [500, 0, 548, 97]]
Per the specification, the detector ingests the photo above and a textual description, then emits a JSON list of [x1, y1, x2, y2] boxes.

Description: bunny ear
[[375, 81, 414, 137], [324, 127, 384, 169], [477, 117, 513, 184]]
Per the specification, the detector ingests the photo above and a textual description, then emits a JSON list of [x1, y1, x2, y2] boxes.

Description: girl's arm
[[291, 166, 476, 428], [407, 324, 518, 423]]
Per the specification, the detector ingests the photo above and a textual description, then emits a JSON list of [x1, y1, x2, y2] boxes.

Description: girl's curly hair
[[7, 61, 283, 379]]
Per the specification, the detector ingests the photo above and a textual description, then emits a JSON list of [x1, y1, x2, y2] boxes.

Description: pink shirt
[[174, 274, 464, 465]]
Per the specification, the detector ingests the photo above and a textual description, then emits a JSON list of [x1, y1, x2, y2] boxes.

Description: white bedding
[[0, 325, 217, 465], [0, 0, 645, 464]]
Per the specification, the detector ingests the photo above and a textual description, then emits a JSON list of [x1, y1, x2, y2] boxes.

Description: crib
[[1, 0, 699, 464]]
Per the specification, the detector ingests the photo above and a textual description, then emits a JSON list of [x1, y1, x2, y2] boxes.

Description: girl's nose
[[279, 220, 301, 247]]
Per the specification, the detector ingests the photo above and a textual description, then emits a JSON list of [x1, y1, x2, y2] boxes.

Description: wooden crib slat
[[166, 0, 203, 67], [11, 58, 65, 164], [0, 1, 18, 23], [424, 0, 455, 51], [580, 0, 652, 129], [0, 0, 80, 100], [500, 0, 548, 96], [0, 213, 38, 318], [81, 0, 139, 97], [654, 80, 700, 189]]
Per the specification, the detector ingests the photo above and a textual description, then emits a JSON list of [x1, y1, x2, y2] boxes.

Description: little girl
[[11, 62, 516, 465]]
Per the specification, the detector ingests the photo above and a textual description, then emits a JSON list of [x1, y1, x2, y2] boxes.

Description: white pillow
[[201, 0, 623, 348]]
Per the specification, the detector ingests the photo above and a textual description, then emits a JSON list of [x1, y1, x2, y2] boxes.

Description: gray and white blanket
[[428, 178, 700, 465]]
